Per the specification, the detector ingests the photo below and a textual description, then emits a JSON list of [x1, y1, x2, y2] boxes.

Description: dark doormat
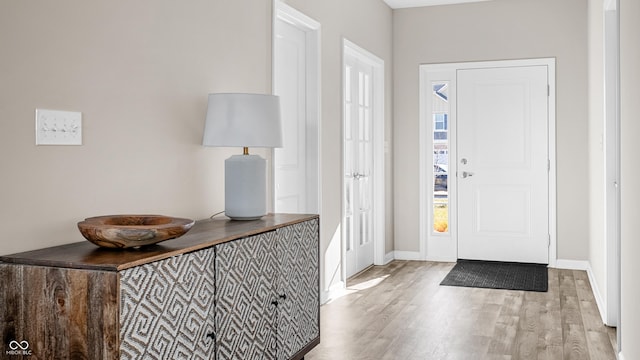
[[440, 259, 548, 292]]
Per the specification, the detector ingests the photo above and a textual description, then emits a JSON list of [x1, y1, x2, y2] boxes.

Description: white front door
[[344, 52, 375, 277], [457, 65, 549, 264]]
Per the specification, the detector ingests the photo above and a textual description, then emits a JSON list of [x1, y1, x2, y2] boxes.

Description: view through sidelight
[[432, 82, 449, 233]]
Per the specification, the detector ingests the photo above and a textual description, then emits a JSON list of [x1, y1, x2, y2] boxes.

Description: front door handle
[[461, 171, 474, 178]]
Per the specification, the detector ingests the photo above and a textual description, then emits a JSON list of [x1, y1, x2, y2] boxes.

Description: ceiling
[[383, 0, 493, 9]]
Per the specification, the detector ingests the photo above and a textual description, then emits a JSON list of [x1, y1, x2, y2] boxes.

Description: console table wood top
[[0, 213, 318, 272]]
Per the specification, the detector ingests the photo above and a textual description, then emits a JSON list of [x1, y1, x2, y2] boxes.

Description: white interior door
[[273, 4, 320, 215], [457, 65, 549, 264], [274, 19, 306, 213], [344, 52, 375, 278]]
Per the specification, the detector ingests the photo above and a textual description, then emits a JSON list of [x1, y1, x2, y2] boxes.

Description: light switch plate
[[35, 109, 82, 145]]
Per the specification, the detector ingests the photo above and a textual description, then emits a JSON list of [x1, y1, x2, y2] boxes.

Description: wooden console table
[[0, 213, 320, 360]]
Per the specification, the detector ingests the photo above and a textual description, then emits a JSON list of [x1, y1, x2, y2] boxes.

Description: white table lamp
[[202, 93, 283, 220]]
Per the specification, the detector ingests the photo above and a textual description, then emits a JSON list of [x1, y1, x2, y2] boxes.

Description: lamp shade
[[202, 93, 283, 148]]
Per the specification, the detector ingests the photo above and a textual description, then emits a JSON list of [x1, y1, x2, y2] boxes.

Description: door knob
[[462, 171, 474, 178]]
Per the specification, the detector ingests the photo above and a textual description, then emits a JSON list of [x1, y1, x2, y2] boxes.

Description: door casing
[[418, 58, 557, 267]]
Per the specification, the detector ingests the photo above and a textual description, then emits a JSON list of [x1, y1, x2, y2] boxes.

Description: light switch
[[35, 109, 82, 145]]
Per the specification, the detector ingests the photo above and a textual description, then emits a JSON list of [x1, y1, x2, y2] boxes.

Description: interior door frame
[[272, 0, 321, 215], [419, 58, 557, 267], [342, 38, 386, 278]]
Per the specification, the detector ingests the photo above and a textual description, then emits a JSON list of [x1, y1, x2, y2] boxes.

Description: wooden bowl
[[77, 215, 195, 249]]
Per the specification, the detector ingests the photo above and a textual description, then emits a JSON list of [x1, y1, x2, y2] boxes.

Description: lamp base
[[227, 215, 264, 221], [224, 154, 267, 220]]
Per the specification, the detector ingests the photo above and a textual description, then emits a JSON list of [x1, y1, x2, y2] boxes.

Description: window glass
[[432, 83, 449, 233]]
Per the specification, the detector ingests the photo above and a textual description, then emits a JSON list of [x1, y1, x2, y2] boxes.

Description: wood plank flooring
[[305, 261, 617, 360]]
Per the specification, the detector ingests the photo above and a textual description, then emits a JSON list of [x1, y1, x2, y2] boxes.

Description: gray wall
[[0, 0, 275, 255], [392, 0, 589, 260], [620, 0, 640, 357]]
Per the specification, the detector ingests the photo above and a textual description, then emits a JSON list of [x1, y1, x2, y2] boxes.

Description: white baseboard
[[619, 352, 625, 360], [379, 251, 456, 263], [320, 280, 346, 305], [426, 255, 457, 263], [382, 251, 395, 265], [393, 250, 422, 261], [554, 259, 607, 326], [553, 259, 590, 271]]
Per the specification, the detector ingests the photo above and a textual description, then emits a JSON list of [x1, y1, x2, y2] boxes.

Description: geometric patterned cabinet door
[[214, 231, 279, 360], [120, 248, 216, 360], [276, 218, 320, 360]]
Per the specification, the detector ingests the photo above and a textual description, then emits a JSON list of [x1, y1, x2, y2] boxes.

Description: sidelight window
[[432, 82, 449, 233]]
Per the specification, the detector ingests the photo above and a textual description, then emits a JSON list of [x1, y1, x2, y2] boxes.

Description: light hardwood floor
[[306, 261, 617, 360]]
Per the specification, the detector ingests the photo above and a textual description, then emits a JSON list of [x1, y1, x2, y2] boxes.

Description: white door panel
[[274, 19, 307, 213], [458, 66, 549, 264], [475, 185, 531, 235], [275, 168, 300, 211], [344, 53, 375, 278]]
